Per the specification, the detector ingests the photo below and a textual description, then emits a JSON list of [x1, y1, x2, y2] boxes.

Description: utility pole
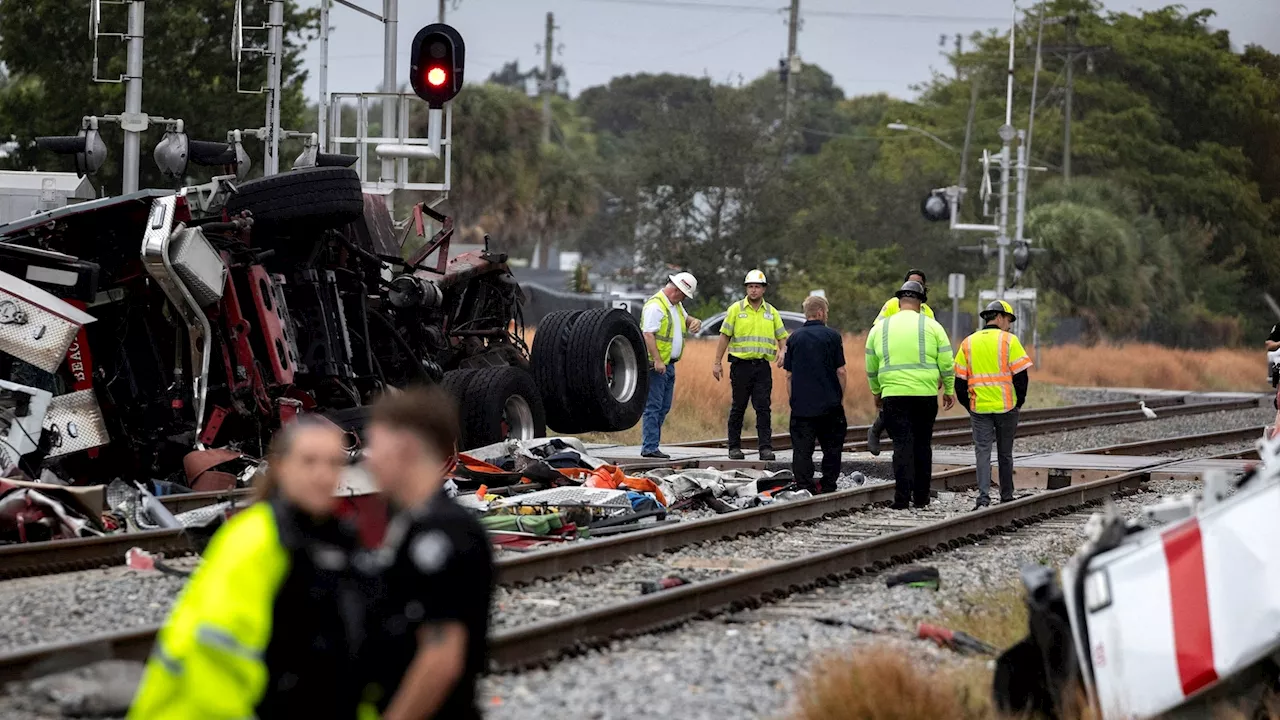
[[121, 0, 145, 194], [1042, 15, 1103, 184], [438, 0, 446, 23], [264, 0, 285, 175], [541, 12, 556, 144], [318, 0, 330, 151], [380, 0, 398, 184], [995, 4, 1017, 299], [958, 77, 979, 192], [1062, 15, 1076, 183], [783, 0, 800, 122], [954, 33, 963, 82]]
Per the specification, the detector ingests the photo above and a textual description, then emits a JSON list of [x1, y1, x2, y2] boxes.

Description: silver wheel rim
[[504, 395, 536, 441], [604, 334, 639, 403]]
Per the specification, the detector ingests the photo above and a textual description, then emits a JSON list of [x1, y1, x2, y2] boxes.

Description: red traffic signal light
[[411, 23, 465, 108]]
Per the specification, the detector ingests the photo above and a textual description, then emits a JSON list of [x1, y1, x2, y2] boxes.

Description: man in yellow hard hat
[[954, 300, 1033, 509], [867, 269, 935, 456], [713, 269, 789, 461], [640, 272, 702, 459], [865, 280, 955, 510]]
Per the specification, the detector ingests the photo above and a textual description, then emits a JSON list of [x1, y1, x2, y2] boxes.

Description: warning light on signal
[[410, 24, 465, 108]]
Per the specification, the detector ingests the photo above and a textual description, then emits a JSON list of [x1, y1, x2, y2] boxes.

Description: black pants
[[727, 359, 773, 451], [882, 396, 938, 507], [790, 409, 847, 494]]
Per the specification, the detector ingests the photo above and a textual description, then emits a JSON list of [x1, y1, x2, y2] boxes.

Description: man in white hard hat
[[639, 272, 702, 459], [713, 270, 788, 461]]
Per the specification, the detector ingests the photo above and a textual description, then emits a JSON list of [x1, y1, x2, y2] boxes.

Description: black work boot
[[758, 448, 776, 461], [867, 414, 884, 456], [728, 448, 746, 460]]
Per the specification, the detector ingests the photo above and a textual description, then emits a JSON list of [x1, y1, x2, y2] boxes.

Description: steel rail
[[0, 529, 192, 580], [0, 627, 158, 685], [840, 397, 1261, 452], [676, 395, 1195, 450], [0, 447, 1255, 683], [156, 488, 251, 515]]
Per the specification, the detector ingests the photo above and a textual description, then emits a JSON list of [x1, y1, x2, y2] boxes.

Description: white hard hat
[[744, 269, 767, 286], [669, 272, 697, 298]]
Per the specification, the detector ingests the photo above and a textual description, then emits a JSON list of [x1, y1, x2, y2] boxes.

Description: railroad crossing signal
[[410, 24, 466, 108]]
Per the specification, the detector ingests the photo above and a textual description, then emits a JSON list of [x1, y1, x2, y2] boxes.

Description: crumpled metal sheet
[[0, 270, 96, 373], [490, 486, 631, 511], [42, 388, 109, 458]]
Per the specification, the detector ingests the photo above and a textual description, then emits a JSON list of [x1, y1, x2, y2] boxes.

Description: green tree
[[0, 0, 319, 192], [909, 1, 1280, 340], [778, 237, 899, 332]]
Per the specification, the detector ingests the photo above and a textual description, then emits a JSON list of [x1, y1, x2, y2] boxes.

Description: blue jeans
[[641, 363, 676, 453]]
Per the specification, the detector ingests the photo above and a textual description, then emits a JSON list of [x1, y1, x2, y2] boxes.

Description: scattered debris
[[639, 576, 690, 595], [917, 622, 998, 656], [885, 565, 941, 590], [125, 547, 193, 578]]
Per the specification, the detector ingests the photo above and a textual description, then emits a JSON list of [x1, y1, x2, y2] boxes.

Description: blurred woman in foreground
[[128, 417, 364, 720]]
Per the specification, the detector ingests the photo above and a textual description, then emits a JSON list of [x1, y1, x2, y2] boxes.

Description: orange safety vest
[[955, 328, 1033, 413]]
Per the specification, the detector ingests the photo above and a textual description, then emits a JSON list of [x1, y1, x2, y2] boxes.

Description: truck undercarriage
[[0, 167, 647, 491]]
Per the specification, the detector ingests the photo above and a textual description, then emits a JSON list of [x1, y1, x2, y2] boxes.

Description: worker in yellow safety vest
[[865, 280, 955, 510], [640, 272, 702, 459], [129, 417, 365, 720], [868, 269, 935, 456], [954, 300, 1034, 509], [712, 269, 789, 461]]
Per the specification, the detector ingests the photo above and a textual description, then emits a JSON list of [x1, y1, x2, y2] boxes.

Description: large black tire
[[565, 308, 649, 432], [441, 369, 479, 448], [225, 166, 364, 232], [461, 366, 547, 449], [530, 310, 588, 434]]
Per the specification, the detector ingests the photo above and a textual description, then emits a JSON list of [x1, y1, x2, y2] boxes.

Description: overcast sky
[[297, 0, 1278, 102]]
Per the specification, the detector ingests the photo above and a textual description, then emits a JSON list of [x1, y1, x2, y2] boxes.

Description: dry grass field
[[564, 335, 1269, 445]]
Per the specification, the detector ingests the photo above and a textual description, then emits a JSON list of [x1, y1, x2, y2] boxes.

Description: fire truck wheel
[[530, 310, 590, 434], [462, 367, 546, 449], [565, 308, 648, 432], [226, 166, 364, 233]]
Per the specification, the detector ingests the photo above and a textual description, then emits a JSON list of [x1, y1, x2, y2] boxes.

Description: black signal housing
[[410, 23, 466, 108]]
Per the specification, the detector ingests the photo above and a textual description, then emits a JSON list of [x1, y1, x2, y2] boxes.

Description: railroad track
[[0, 433, 1261, 683], [677, 395, 1200, 451], [487, 453, 1237, 669], [0, 402, 1262, 582], [0, 489, 253, 581]]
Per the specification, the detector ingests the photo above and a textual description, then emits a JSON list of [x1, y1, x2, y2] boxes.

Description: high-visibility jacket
[[874, 297, 935, 324], [865, 309, 955, 397], [129, 500, 364, 720], [643, 290, 687, 364], [720, 298, 788, 360], [955, 327, 1033, 413]]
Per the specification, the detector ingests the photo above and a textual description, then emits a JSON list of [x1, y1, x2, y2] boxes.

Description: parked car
[[694, 309, 807, 338]]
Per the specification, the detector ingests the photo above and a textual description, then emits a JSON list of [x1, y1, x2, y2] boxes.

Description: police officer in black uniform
[[360, 386, 493, 720]]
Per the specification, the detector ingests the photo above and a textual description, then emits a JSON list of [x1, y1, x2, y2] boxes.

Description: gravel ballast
[[480, 477, 1221, 720]]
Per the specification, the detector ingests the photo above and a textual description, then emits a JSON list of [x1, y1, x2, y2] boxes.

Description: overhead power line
[[576, 0, 1010, 24]]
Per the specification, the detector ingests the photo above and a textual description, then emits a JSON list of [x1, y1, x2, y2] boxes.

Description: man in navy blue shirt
[[783, 295, 847, 494]]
